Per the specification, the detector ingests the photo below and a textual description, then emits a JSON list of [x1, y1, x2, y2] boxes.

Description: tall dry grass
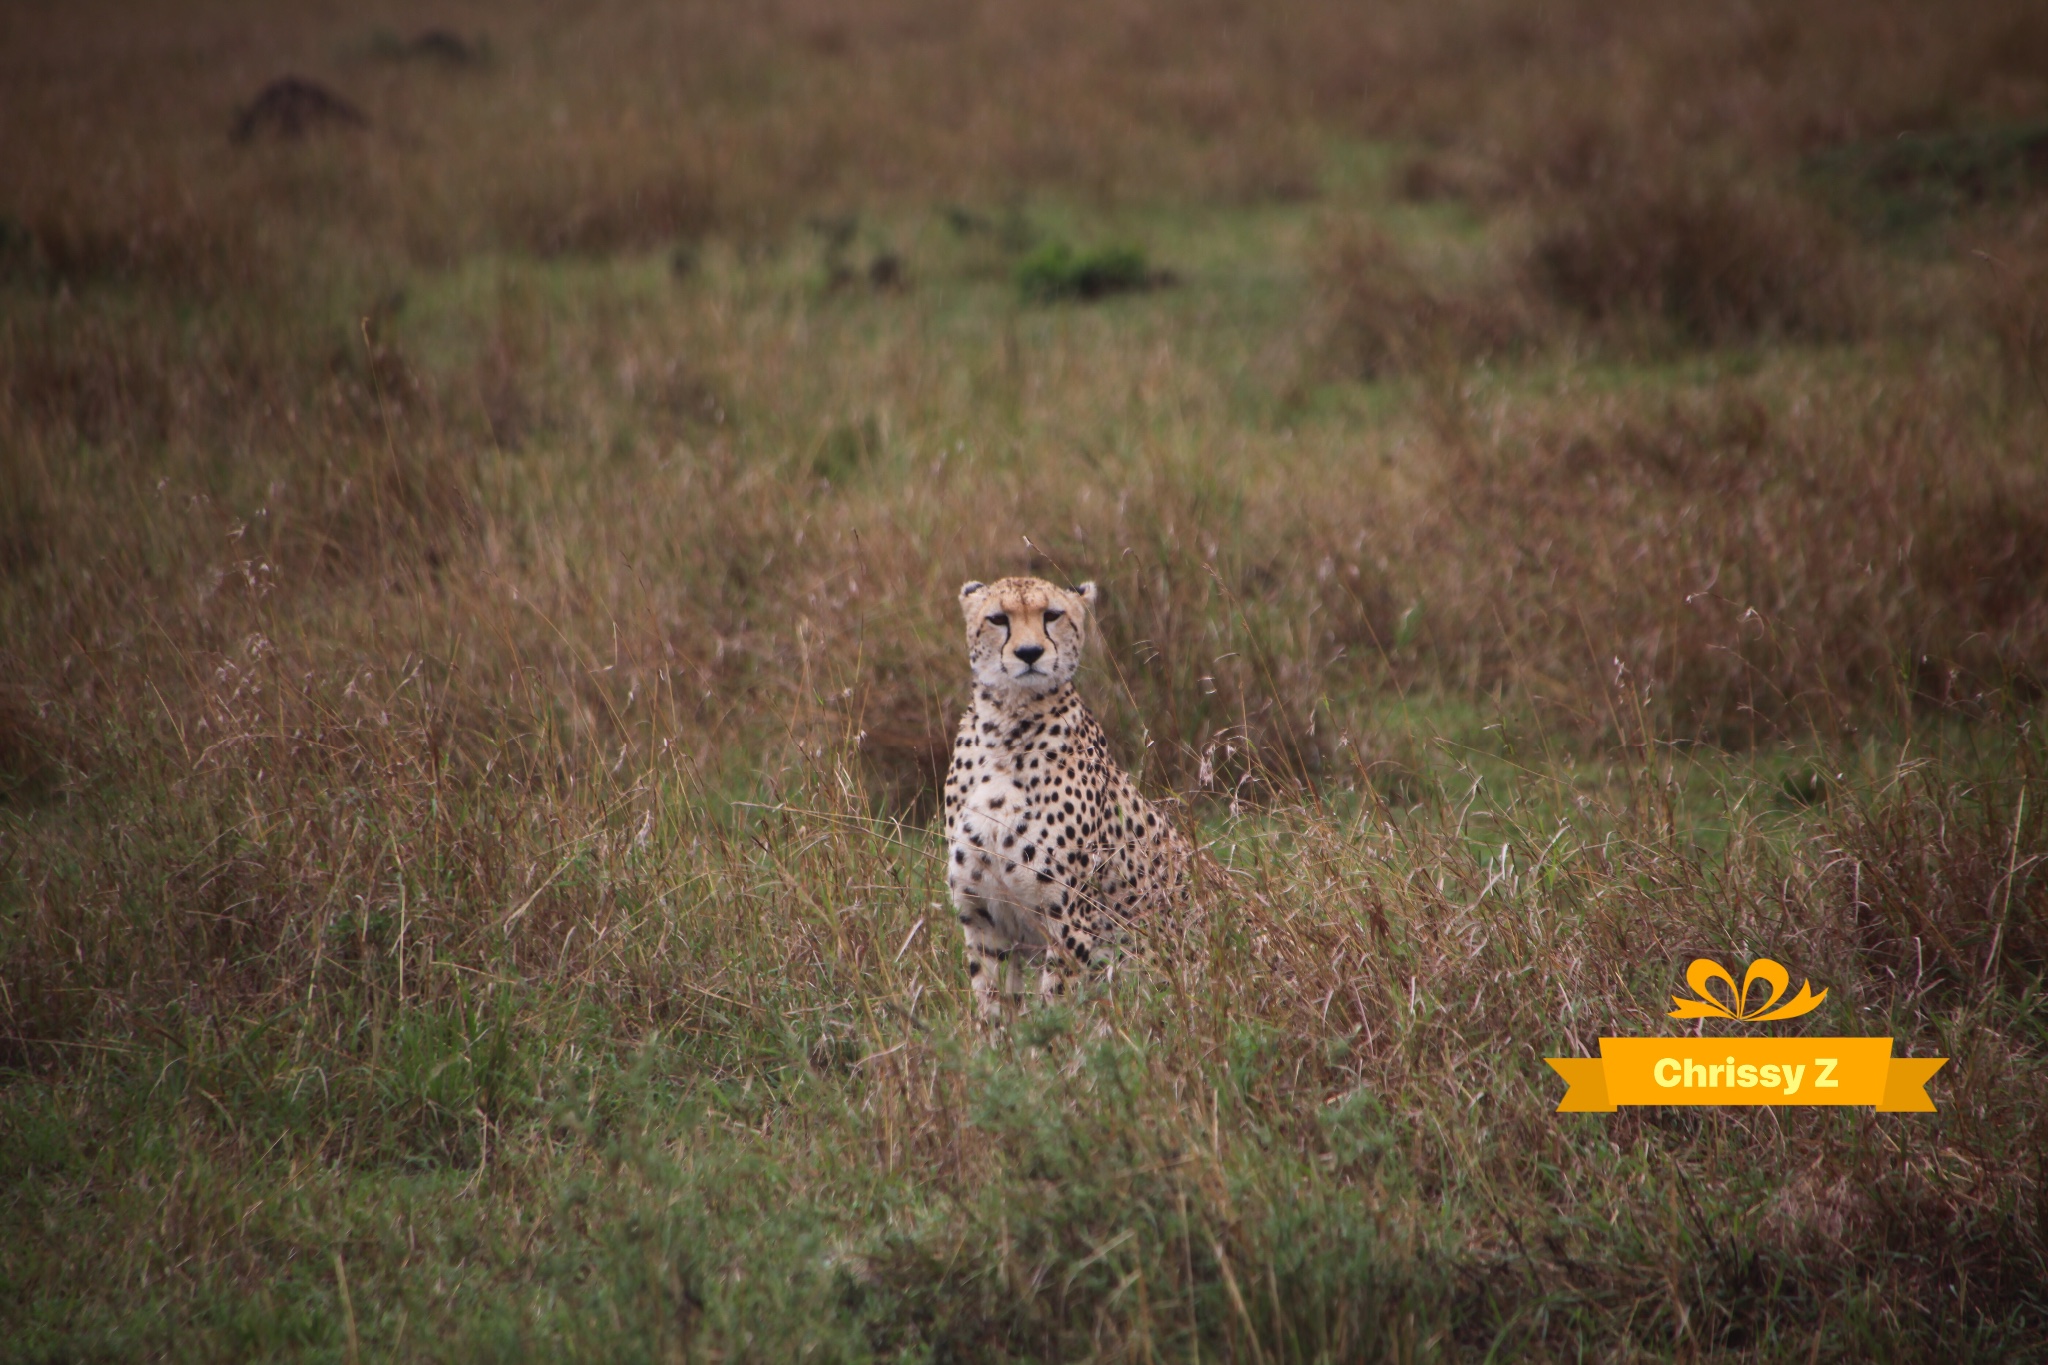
[[3, 0, 2047, 1357]]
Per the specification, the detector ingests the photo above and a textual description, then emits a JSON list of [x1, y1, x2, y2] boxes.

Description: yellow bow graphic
[[1669, 957, 1827, 1022]]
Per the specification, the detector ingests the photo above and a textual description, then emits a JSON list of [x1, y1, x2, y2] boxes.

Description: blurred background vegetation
[[3, 1, 2046, 1359]]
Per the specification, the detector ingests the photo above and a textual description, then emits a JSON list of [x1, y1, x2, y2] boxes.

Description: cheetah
[[943, 576, 1191, 1021]]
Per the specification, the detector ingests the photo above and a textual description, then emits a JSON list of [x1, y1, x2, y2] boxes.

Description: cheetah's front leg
[[952, 896, 1013, 1023], [966, 940, 1011, 1023], [1036, 915, 1092, 1007]]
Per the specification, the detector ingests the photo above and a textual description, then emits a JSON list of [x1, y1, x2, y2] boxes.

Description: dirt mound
[[229, 77, 368, 145]]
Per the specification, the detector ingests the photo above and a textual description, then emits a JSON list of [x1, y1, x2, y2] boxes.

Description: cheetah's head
[[958, 576, 1097, 695]]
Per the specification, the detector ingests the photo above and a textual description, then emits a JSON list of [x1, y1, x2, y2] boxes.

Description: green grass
[[4, 0, 2048, 1357], [5, 725, 2042, 1359]]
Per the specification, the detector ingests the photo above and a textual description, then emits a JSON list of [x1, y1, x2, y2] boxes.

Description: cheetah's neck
[[971, 681, 1080, 727]]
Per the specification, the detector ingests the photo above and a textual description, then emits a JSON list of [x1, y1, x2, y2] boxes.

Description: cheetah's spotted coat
[[943, 576, 1191, 1020]]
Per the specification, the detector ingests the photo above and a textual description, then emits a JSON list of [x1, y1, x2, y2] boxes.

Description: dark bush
[[1805, 122, 2048, 236], [1533, 176, 1859, 343]]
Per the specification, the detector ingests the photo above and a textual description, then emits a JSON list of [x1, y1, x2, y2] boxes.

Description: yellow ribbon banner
[[1546, 1038, 1946, 1112]]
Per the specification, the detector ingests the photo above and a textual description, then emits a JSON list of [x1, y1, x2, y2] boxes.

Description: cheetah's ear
[[959, 580, 985, 599], [1073, 581, 1098, 608]]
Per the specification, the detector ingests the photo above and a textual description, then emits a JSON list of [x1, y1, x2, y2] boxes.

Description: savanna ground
[[4, 1, 2048, 1359]]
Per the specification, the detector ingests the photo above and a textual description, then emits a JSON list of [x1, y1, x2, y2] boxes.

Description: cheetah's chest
[[948, 732, 1098, 899]]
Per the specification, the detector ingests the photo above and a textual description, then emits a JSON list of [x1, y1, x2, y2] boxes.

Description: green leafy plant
[[1015, 241, 1157, 301]]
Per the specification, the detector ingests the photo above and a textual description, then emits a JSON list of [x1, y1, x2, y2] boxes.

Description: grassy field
[[4, 1, 2048, 1359]]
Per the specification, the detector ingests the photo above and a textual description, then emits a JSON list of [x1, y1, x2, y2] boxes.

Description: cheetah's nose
[[1013, 644, 1044, 665]]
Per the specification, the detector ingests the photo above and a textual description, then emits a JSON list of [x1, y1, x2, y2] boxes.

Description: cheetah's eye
[[1042, 608, 1064, 623], [986, 613, 1008, 628]]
